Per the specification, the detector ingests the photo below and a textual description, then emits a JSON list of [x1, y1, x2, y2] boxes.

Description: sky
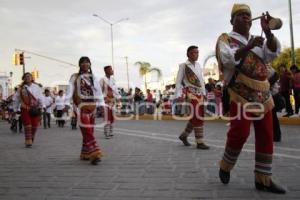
[[0, 0, 299, 89]]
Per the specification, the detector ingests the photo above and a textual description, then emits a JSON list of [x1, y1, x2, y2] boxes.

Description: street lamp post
[[9, 71, 13, 86], [288, 0, 295, 65], [124, 56, 129, 90], [93, 14, 129, 68]]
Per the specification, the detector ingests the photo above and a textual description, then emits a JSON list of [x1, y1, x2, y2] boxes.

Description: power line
[[15, 48, 77, 67]]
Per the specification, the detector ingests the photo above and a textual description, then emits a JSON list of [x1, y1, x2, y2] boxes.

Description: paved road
[[0, 119, 299, 200]]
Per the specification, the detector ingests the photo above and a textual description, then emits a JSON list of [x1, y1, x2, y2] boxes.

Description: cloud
[[1, 0, 299, 89]]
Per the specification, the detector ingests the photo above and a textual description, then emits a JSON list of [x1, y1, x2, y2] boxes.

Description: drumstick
[[251, 15, 263, 21]]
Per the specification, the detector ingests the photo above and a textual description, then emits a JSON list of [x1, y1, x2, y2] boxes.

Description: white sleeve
[[37, 87, 44, 108], [175, 64, 184, 98], [99, 78, 104, 91], [93, 77, 105, 106], [64, 75, 76, 106], [112, 80, 121, 99], [218, 41, 241, 70], [199, 67, 206, 96], [13, 91, 21, 112], [262, 36, 281, 63], [114, 90, 121, 99], [42, 96, 46, 108]]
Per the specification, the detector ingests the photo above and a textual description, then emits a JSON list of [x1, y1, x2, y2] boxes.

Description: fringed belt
[[236, 73, 270, 92]]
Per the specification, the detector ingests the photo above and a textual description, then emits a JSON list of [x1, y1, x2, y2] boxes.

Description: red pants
[[226, 102, 273, 154], [189, 96, 204, 126], [181, 92, 205, 144], [21, 108, 40, 144], [79, 112, 102, 160], [221, 102, 273, 178]]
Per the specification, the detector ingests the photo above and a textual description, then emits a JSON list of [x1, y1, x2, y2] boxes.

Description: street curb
[[116, 114, 300, 125]]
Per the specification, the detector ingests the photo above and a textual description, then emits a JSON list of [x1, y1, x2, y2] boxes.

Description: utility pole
[[125, 56, 129, 91], [22, 53, 25, 75], [110, 24, 114, 68], [288, 0, 296, 65], [93, 14, 129, 68]]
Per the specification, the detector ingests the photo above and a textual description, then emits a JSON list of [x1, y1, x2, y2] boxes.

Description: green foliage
[[135, 61, 162, 90], [135, 61, 151, 76], [271, 48, 300, 71]]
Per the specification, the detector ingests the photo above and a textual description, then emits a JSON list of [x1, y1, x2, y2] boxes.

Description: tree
[[135, 61, 162, 91], [271, 48, 300, 71]]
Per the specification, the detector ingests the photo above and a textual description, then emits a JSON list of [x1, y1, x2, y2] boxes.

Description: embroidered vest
[[72, 74, 96, 112]]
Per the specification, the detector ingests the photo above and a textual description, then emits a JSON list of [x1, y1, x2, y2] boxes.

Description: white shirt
[[55, 96, 65, 110], [218, 31, 281, 84], [13, 83, 43, 112], [155, 92, 161, 103], [175, 60, 206, 98], [43, 95, 54, 113], [12, 93, 21, 111], [65, 73, 104, 107], [100, 76, 121, 99]]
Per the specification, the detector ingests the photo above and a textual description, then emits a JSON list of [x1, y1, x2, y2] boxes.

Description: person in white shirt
[[55, 90, 65, 127], [42, 89, 54, 129], [100, 65, 121, 139], [215, 3, 285, 194], [10, 87, 23, 133], [64, 56, 104, 165], [169, 85, 176, 115], [13, 72, 43, 148], [175, 45, 209, 150]]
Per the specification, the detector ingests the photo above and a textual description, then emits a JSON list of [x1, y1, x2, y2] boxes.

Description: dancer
[[176, 45, 209, 149], [13, 72, 43, 147], [64, 56, 104, 165], [216, 3, 285, 193], [100, 65, 121, 139]]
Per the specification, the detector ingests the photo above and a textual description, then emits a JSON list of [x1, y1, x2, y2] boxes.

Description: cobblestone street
[[0, 120, 299, 199]]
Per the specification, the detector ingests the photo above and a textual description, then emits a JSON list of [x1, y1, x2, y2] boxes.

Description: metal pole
[[288, 0, 295, 65], [92, 14, 128, 70], [125, 56, 129, 90], [9, 72, 13, 94], [22, 53, 25, 75], [16, 48, 77, 67], [23, 63, 25, 75], [110, 24, 114, 68]]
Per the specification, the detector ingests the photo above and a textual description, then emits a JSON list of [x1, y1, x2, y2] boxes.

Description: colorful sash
[[185, 65, 202, 88], [20, 86, 39, 110]]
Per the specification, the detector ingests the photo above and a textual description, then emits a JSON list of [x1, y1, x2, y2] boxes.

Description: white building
[[0, 75, 10, 100], [54, 84, 68, 94], [203, 63, 220, 82]]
